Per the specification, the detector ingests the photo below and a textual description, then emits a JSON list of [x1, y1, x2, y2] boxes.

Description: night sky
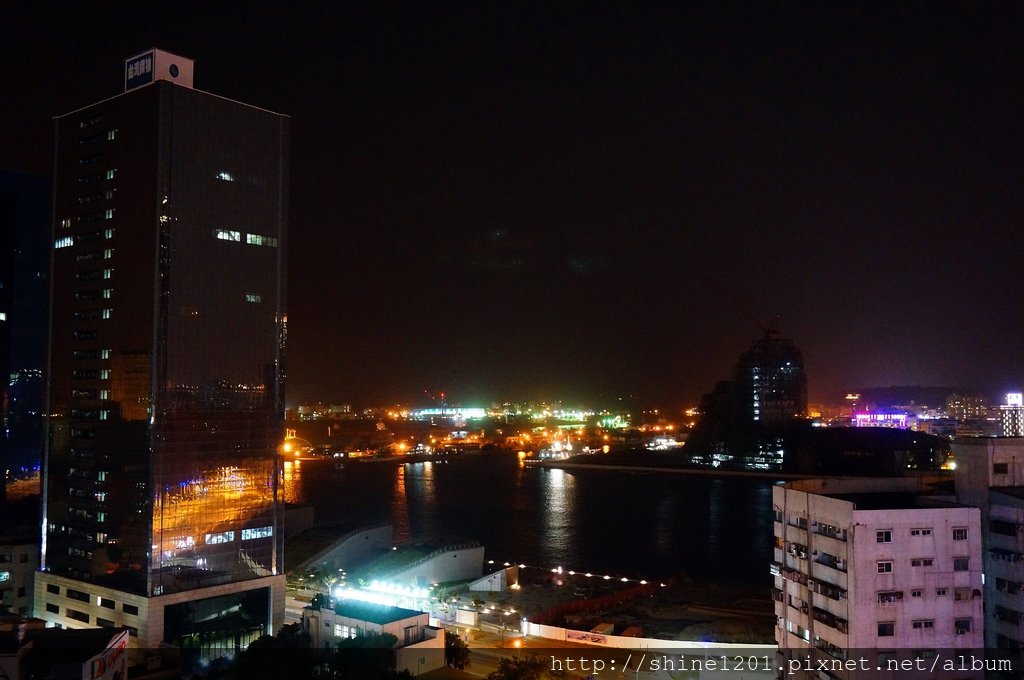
[[4, 3, 1022, 409]]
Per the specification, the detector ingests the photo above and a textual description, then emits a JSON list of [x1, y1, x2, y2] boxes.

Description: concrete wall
[[297, 524, 391, 574], [469, 566, 517, 592], [281, 504, 316, 538], [523, 620, 774, 651], [387, 545, 484, 588]]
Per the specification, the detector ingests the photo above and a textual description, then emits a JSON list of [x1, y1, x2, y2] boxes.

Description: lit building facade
[[37, 50, 287, 649], [953, 436, 1024, 649], [733, 333, 806, 427], [945, 393, 988, 422], [773, 478, 983, 678], [1000, 393, 1024, 437], [850, 410, 911, 430]]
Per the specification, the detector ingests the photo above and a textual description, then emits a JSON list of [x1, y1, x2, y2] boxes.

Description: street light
[[500, 608, 515, 647]]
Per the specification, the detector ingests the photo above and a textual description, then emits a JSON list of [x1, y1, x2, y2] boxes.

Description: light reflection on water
[[283, 456, 774, 584], [538, 467, 578, 564]]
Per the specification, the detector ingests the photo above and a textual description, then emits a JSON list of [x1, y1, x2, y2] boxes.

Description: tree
[[232, 624, 314, 679], [309, 592, 332, 610], [331, 632, 399, 679], [485, 655, 547, 680], [445, 630, 471, 670]]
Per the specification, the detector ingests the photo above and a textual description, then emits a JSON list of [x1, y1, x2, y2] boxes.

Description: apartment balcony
[[810, 591, 849, 621], [807, 533, 848, 560], [809, 558, 848, 590], [811, 606, 849, 634]]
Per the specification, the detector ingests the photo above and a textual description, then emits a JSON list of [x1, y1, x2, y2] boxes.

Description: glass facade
[[46, 81, 288, 597]]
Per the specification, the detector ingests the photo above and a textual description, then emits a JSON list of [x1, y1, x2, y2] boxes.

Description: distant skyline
[[3, 4, 1022, 408]]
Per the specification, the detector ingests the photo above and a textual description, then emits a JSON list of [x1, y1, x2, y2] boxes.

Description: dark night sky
[[3, 3, 1023, 409]]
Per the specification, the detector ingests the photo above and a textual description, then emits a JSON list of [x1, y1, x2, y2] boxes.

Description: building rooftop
[[332, 600, 424, 625], [825, 492, 964, 511]]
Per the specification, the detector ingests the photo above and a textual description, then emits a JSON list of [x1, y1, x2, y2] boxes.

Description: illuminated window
[[245, 293, 261, 303], [99, 369, 110, 380], [214, 229, 241, 242], [104, 209, 115, 220], [103, 289, 112, 299], [216, 171, 235, 182], [246, 233, 278, 247], [241, 526, 273, 540], [55, 236, 74, 249], [104, 228, 114, 239], [103, 268, 113, 279], [0, 571, 9, 582], [105, 169, 116, 180], [96, 533, 108, 544], [99, 390, 110, 399], [94, 491, 106, 502], [106, 129, 117, 141], [97, 471, 107, 481], [101, 309, 111, 319], [204, 531, 235, 545], [100, 349, 111, 359], [104, 249, 113, 259]]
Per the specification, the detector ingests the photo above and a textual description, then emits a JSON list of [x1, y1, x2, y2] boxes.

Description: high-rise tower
[[37, 50, 288, 649], [733, 332, 807, 427]]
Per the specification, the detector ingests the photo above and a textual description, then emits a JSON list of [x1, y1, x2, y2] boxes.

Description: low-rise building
[[0, 540, 37, 617], [302, 600, 443, 675], [1, 616, 128, 680], [774, 477, 983, 678]]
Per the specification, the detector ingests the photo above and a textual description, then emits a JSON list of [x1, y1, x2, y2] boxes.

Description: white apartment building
[[774, 478, 983, 678], [302, 600, 444, 675], [953, 436, 1024, 649]]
